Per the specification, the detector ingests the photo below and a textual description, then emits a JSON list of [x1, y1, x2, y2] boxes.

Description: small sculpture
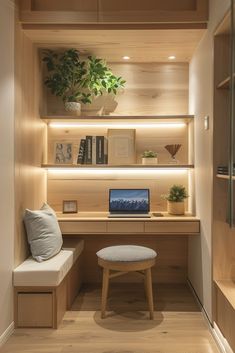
[[164, 144, 181, 164]]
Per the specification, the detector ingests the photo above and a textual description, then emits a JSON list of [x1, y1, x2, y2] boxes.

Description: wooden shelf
[[41, 114, 194, 123], [42, 164, 194, 169], [215, 279, 235, 310], [216, 174, 235, 180]]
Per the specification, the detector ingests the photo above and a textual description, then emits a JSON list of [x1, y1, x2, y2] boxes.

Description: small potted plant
[[163, 184, 188, 215], [142, 150, 158, 165], [42, 49, 125, 116]]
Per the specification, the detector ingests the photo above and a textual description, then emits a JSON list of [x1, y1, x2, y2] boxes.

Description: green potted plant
[[142, 150, 158, 165], [163, 184, 188, 215], [42, 49, 125, 116]]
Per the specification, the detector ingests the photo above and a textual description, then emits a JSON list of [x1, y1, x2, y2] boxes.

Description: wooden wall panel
[[47, 176, 189, 213], [46, 63, 189, 116], [14, 20, 47, 266], [82, 235, 188, 284]]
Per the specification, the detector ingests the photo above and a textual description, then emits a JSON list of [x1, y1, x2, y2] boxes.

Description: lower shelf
[[214, 279, 235, 310]]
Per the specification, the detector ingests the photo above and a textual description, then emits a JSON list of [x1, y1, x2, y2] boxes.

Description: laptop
[[108, 189, 151, 218]]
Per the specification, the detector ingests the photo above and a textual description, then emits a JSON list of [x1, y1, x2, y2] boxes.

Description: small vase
[[167, 201, 185, 215], [142, 157, 158, 165], [64, 102, 81, 116]]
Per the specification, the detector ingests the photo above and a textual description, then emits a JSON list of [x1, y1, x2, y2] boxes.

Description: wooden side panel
[[216, 289, 235, 352], [17, 293, 53, 327], [14, 17, 47, 266], [83, 235, 188, 284], [56, 278, 67, 328], [67, 254, 83, 308]]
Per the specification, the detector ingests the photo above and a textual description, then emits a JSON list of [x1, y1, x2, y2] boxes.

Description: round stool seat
[[96, 245, 157, 262]]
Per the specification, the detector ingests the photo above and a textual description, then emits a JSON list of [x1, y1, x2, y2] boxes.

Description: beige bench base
[[14, 254, 83, 328]]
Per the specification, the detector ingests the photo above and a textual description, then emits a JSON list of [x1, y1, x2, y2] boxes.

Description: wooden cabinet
[[19, 0, 208, 25]]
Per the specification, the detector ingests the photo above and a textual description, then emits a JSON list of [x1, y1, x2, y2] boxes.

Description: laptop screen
[[109, 189, 150, 213]]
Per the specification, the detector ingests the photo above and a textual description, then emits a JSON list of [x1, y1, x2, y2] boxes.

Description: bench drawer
[[145, 221, 200, 234], [59, 221, 106, 234], [107, 221, 145, 233], [17, 293, 53, 327]]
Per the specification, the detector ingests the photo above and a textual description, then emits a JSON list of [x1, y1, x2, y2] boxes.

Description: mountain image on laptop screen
[[109, 189, 149, 213]]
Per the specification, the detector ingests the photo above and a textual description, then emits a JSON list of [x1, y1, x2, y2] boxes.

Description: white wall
[[0, 0, 15, 345], [189, 0, 230, 321]]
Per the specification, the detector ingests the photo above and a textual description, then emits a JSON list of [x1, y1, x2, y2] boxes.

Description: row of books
[[77, 136, 108, 165], [217, 166, 235, 175]]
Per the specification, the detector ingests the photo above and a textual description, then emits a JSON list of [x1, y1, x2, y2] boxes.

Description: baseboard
[[0, 322, 14, 348], [187, 279, 234, 353], [212, 322, 234, 353]]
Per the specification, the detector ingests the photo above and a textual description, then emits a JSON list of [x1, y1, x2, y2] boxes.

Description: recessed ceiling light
[[168, 55, 176, 60], [122, 56, 130, 60]]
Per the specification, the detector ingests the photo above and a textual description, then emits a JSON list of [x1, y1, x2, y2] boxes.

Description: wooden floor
[[1, 283, 219, 353]]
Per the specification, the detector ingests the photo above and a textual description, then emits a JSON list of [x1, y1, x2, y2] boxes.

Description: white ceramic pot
[[167, 201, 185, 215], [64, 102, 81, 116], [142, 157, 158, 165]]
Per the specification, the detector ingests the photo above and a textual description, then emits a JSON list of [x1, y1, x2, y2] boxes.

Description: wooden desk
[[57, 212, 200, 235], [57, 212, 200, 284]]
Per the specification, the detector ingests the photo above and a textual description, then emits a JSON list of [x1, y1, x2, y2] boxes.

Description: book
[[85, 136, 92, 164], [77, 139, 86, 164], [92, 136, 97, 165], [96, 136, 104, 164], [107, 129, 136, 165]]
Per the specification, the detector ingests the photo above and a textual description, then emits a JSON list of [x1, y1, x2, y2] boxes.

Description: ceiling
[[23, 27, 206, 62]]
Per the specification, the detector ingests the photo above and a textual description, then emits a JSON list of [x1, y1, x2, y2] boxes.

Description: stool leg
[[101, 268, 110, 319], [145, 268, 154, 320]]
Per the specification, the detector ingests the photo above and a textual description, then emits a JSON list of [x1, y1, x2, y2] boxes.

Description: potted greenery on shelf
[[42, 49, 125, 116], [163, 184, 188, 215], [142, 150, 158, 165]]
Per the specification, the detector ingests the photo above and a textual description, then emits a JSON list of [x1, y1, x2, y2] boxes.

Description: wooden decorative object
[[164, 144, 182, 163]]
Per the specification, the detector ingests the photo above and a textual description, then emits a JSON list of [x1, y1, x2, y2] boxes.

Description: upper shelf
[[42, 164, 194, 169], [41, 114, 194, 124]]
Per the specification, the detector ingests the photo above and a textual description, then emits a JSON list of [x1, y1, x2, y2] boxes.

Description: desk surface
[[57, 212, 200, 235], [57, 212, 199, 222]]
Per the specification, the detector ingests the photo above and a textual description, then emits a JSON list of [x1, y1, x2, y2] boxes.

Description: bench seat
[[14, 238, 84, 328]]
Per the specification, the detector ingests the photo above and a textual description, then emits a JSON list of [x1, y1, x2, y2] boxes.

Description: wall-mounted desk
[[57, 212, 200, 235], [57, 212, 200, 284]]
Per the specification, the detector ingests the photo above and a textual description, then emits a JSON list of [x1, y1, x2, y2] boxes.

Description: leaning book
[[107, 129, 136, 165]]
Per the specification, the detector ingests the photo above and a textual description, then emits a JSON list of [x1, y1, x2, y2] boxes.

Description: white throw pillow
[[24, 203, 63, 262]]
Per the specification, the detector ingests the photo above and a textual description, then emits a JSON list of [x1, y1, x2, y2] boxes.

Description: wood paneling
[[59, 221, 107, 234], [107, 222, 145, 233], [14, 16, 47, 266], [48, 178, 189, 213], [44, 63, 189, 116], [24, 29, 205, 63], [145, 221, 199, 234], [82, 235, 188, 284], [19, 0, 208, 24]]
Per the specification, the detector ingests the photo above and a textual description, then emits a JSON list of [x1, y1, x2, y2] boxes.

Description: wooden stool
[[96, 245, 157, 320]]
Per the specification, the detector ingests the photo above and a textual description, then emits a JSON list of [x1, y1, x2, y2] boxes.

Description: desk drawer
[[107, 221, 144, 233], [145, 221, 200, 234], [59, 221, 106, 234]]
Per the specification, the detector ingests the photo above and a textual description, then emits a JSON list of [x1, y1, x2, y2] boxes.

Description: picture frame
[[54, 142, 73, 164], [107, 129, 136, 165], [62, 200, 78, 214]]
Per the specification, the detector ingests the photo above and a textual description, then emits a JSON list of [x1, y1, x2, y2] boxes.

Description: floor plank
[[0, 284, 219, 353]]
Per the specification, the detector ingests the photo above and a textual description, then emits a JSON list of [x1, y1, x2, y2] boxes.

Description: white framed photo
[[63, 200, 78, 214], [54, 142, 73, 164]]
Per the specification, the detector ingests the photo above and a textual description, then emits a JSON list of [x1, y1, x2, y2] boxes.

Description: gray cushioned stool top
[[96, 245, 157, 262]]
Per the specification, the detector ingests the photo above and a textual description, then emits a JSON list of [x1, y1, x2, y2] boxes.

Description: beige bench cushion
[[14, 250, 73, 287], [62, 238, 84, 264]]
